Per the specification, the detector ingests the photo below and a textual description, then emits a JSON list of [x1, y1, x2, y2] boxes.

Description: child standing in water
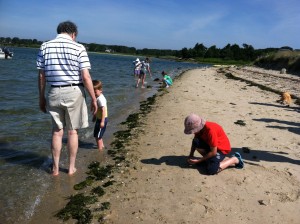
[[92, 80, 108, 150]]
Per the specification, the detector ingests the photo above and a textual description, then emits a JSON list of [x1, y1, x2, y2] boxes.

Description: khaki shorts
[[47, 85, 89, 130]]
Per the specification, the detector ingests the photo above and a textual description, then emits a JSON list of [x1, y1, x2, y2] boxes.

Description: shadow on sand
[[140, 155, 209, 175], [253, 118, 300, 135], [233, 147, 300, 166], [140, 146, 300, 175], [249, 102, 300, 112]]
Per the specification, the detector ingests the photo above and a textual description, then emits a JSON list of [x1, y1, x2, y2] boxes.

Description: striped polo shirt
[[36, 34, 91, 86]]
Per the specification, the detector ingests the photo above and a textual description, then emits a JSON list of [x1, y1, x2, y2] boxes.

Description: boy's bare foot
[[68, 168, 77, 176]]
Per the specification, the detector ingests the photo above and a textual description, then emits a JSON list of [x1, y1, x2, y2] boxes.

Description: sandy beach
[[30, 66, 300, 224], [98, 67, 300, 224]]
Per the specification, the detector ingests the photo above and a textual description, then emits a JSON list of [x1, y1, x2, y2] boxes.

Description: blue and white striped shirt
[[36, 34, 91, 86]]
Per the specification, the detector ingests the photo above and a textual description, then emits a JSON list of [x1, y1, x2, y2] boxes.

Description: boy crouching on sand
[[93, 80, 108, 150], [161, 71, 173, 88], [184, 114, 244, 175]]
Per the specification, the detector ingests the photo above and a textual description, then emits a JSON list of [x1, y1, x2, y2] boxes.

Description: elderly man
[[37, 21, 97, 176]]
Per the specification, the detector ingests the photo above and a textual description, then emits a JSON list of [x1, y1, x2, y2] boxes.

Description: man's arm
[[81, 69, 97, 115], [38, 69, 47, 113]]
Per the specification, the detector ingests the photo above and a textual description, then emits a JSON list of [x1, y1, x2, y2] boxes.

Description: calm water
[[0, 47, 207, 223]]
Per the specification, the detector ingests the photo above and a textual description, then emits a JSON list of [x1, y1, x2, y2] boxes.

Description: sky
[[0, 0, 299, 50]]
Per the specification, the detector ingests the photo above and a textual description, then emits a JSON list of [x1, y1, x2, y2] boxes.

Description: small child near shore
[[161, 71, 173, 88], [92, 80, 108, 150], [184, 113, 244, 175]]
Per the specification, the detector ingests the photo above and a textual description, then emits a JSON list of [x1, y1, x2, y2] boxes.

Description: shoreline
[[31, 67, 300, 223]]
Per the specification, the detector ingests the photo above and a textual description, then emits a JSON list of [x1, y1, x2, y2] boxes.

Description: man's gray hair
[[57, 21, 78, 36]]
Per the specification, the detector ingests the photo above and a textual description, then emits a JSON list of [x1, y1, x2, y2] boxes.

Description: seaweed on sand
[[109, 95, 158, 159], [109, 129, 132, 151], [121, 113, 141, 129], [55, 193, 97, 224], [56, 93, 160, 223], [234, 120, 246, 126], [73, 176, 95, 190], [98, 202, 111, 211], [87, 162, 113, 181], [103, 180, 116, 187], [140, 95, 156, 113], [91, 186, 105, 197], [96, 202, 111, 223]]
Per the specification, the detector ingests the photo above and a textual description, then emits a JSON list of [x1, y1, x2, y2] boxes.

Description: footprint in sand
[[235, 166, 300, 204]]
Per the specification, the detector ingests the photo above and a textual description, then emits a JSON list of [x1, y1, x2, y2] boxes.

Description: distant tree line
[[0, 36, 294, 63]]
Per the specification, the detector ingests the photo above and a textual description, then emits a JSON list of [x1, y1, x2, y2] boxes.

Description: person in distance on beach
[[37, 21, 97, 176], [133, 58, 142, 79], [134, 58, 145, 88], [92, 80, 108, 150], [161, 71, 173, 88], [184, 114, 244, 175], [142, 57, 152, 81]]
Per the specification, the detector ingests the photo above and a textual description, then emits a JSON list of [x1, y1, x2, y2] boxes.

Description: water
[[0, 47, 208, 223]]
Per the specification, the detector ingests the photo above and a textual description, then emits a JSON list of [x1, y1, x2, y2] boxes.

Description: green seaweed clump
[[55, 193, 97, 224], [103, 180, 115, 187], [113, 155, 126, 163], [114, 129, 132, 140], [100, 202, 111, 211], [87, 162, 113, 181], [121, 113, 141, 129], [140, 96, 156, 113], [234, 120, 246, 126], [73, 176, 95, 190], [91, 186, 105, 197], [95, 202, 111, 212], [107, 149, 117, 155], [110, 138, 125, 150]]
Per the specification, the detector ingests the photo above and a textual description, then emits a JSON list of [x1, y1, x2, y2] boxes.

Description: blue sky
[[0, 0, 299, 50]]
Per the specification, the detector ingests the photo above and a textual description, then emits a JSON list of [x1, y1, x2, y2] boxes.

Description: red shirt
[[195, 121, 231, 154]]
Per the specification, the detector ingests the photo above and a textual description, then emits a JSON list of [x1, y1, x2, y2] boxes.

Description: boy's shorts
[[94, 118, 108, 139], [134, 70, 140, 75], [192, 138, 226, 175]]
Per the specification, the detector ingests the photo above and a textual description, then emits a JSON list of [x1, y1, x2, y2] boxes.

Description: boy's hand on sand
[[187, 157, 200, 165]]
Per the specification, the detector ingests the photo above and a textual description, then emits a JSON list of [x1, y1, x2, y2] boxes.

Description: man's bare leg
[[51, 128, 64, 176], [67, 129, 78, 175]]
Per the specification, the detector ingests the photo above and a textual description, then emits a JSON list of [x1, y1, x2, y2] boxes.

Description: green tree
[[220, 44, 233, 59], [193, 43, 207, 58], [205, 45, 220, 58]]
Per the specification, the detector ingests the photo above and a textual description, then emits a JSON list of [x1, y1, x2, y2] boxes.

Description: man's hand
[[39, 96, 47, 113], [91, 100, 97, 116]]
